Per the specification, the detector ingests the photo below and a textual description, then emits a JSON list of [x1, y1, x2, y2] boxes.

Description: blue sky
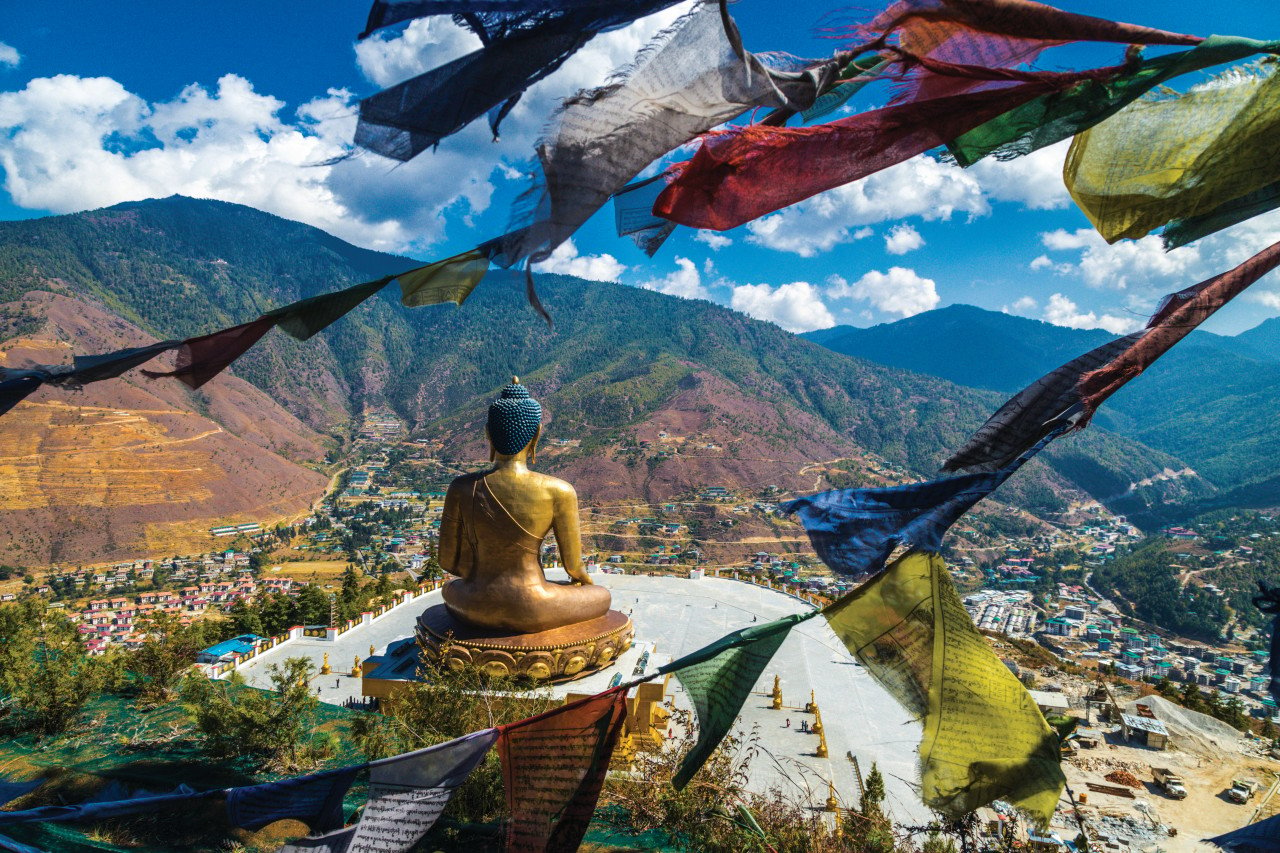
[[2, 0, 1279, 334]]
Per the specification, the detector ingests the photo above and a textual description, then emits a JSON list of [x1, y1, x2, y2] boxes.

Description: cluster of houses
[[964, 589, 1039, 637], [74, 573, 297, 653], [1040, 584, 1277, 720]]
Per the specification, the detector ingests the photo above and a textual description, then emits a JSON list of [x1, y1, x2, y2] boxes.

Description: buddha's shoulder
[[530, 471, 577, 496]]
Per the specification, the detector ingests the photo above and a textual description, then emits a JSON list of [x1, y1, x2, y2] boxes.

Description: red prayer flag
[[141, 317, 277, 389], [498, 688, 629, 853], [1077, 238, 1280, 418], [655, 57, 1131, 232]]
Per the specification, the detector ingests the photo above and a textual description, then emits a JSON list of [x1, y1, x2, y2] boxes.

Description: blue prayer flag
[[226, 766, 360, 832], [784, 427, 1064, 581]]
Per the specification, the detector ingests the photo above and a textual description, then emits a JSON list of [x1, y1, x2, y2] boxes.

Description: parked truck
[[1152, 768, 1187, 799], [1228, 779, 1259, 803]]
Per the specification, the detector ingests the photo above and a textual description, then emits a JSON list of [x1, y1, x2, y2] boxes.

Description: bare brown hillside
[[0, 293, 329, 565]]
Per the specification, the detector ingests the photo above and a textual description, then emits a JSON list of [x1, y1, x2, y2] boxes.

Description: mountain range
[[0, 197, 1226, 564], [805, 305, 1280, 522]]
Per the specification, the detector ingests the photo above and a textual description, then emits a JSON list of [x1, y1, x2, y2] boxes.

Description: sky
[[2, 1, 1279, 335]]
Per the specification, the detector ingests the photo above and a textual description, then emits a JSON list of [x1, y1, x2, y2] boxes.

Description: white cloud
[[1249, 290, 1280, 310], [883, 223, 924, 255], [1004, 295, 1038, 314], [967, 140, 1072, 210], [639, 256, 710, 300], [0, 43, 19, 69], [745, 155, 988, 256], [730, 281, 835, 332], [693, 231, 732, 251], [534, 238, 625, 281], [0, 7, 692, 255], [1029, 254, 1074, 275], [1042, 293, 1139, 334], [828, 267, 939, 318]]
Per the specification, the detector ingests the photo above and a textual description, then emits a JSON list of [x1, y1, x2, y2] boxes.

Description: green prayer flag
[[396, 250, 490, 308], [949, 36, 1280, 167], [823, 552, 1064, 825], [1163, 179, 1280, 248], [659, 612, 815, 789], [266, 277, 393, 341]]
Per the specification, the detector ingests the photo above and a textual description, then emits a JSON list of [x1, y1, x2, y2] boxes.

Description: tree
[[295, 584, 331, 626], [129, 612, 225, 706], [181, 656, 323, 770], [228, 598, 265, 636], [1180, 681, 1204, 712], [0, 600, 121, 736]]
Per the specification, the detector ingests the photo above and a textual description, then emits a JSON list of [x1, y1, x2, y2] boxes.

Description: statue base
[[416, 604, 634, 683]]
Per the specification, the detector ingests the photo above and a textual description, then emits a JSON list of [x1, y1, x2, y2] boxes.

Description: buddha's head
[[487, 377, 542, 462]]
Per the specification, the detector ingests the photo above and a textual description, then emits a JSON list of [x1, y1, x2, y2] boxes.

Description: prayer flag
[[345, 730, 497, 853], [0, 786, 215, 826], [823, 551, 1064, 824], [490, 1, 839, 268], [396, 251, 491, 308], [1164, 178, 1280, 249], [947, 237, 1280, 473], [654, 56, 1132, 232], [1208, 813, 1280, 853], [0, 370, 46, 417], [276, 828, 357, 853], [949, 36, 1280, 167], [141, 316, 277, 389], [66, 340, 182, 384], [499, 688, 629, 853], [227, 766, 360, 832], [787, 427, 1063, 580], [354, 0, 686, 160], [1064, 62, 1280, 242], [658, 613, 814, 789], [0, 834, 43, 853], [267, 278, 393, 341]]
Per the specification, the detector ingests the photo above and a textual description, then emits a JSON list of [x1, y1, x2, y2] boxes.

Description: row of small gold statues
[[319, 645, 379, 678]]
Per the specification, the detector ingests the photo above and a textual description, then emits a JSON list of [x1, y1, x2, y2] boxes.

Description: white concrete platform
[[236, 571, 929, 823]]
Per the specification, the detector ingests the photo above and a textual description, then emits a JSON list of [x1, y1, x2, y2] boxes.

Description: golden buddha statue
[[439, 378, 611, 633], [417, 379, 632, 681]]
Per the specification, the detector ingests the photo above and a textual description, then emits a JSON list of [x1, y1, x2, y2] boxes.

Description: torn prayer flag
[[227, 766, 360, 832], [658, 613, 815, 789], [345, 730, 497, 853], [141, 316, 277, 390], [1064, 61, 1280, 242], [945, 239, 1280, 473], [499, 688, 628, 853], [949, 36, 1280, 167], [396, 250, 491, 308], [823, 551, 1064, 825], [67, 340, 182, 384], [786, 427, 1063, 581], [654, 57, 1132, 232], [489, 0, 838, 268], [354, 0, 686, 160]]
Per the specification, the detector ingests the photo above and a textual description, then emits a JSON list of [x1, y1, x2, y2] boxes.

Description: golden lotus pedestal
[[416, 604, 633, 683]]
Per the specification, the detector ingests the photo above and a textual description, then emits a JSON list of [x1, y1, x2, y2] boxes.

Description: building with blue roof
[[197, 634, 267, 664]]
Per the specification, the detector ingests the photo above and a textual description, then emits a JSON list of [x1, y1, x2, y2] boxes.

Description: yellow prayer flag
[[823, 551, 1064, 825], [1064, 64, 1280, 243], [396, 249, 490, 308]]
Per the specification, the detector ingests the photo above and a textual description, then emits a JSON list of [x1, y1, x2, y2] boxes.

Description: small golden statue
[[351, 655, 361, 677], [416, 379, 632, 681], [771, 675, 783, 710], [320, 652, 331, 675]]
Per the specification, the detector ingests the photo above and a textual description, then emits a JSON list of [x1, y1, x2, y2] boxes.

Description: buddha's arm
[[552, 483, 592, 585], [438, 483, 466, 579]]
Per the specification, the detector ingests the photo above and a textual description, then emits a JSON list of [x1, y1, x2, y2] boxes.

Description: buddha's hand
[[570, 572, 594, 586]]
